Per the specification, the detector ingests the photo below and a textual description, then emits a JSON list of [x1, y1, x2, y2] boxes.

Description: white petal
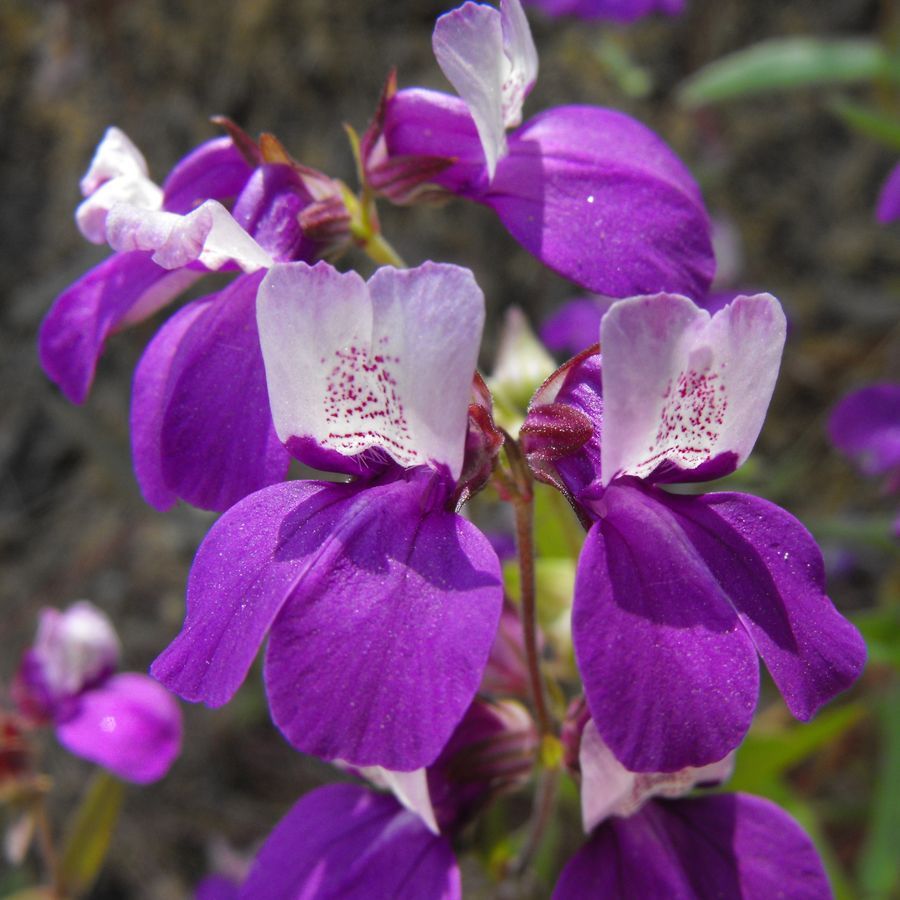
[[76, 175, 163, 244], [499, 0, 538, 129], [257, 261, 484, 478], [600, 293, 786, 485], [105, 199, 273, 272], [80, 126, 150, 197], [579, 719, 734, 833], [361, 766, 440, 835], [433, 2, 508, 180]]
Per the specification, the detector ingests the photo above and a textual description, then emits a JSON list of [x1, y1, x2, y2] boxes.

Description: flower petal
[[554, 793, 831, 899], [162, 137, 254, 214], [264, 469, 502, 769], [106, 199, 273, 272], [131, 272, 289, 512], [669, 491, 866, 722], [876, 161, 900, 224], [573, 483, 759, 772], [828, 382, 900, 480], [600, 293, 785, 485], [500, 0, 539, 128], [79, 127, 150, 196], [487, 107, 715, 298], [239, 784, 460, 900], [433, 2, 508, 179], [257, 261, 484, 479], [56, 673, 181, 784], [529, 0, 684, 22], [39, 251, 202, 404]]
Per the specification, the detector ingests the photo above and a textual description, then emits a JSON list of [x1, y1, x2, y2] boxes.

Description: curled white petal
[[80, 126, 150, 197], [362, 767, 440, 835]]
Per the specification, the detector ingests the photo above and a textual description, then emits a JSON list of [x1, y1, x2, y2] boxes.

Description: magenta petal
[[55, 673, 181, 784], [240, 784, 461, 900], [573, 483, 758, 772], [673, 492, 866, 721], [131, 272, 289, 512], [876, 162, 900, 224], [39, 251, 201, 403], [529, 0, 684, 22], [554, 793, 831, 899], [828, 383, 900, 480], [487, 107, 714, 298], [162, 137, 253, 214], [264, 470, 503, 769]]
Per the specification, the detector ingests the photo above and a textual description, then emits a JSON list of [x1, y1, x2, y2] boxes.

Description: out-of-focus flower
[[876, 162, 900, 223], [525, 0, 684, 23]]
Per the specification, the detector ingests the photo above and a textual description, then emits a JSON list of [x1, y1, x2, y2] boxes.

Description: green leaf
[[679, 38, 900, 107], [859, 687, 900, 898], [853, 608, 900, 671], [828, 97, 900, 152], [728, 703, 865, 793], [59, 771, 125, 898]]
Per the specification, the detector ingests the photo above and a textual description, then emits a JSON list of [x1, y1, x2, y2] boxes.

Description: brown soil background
[[1, 0, 898, 896]]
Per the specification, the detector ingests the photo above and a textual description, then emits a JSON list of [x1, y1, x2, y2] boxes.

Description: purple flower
[[365, 0, 714, 299], [829, 383, 900, 493], [876, 162, 900, 224], [525, 0, 685, 22], [555, 719, 832, 899], [237, 699, 535, 898], [524, 293, 866, 772], [14, 602, 181, 784], [152, 261, 504, 771], [39, 127, 344, 512]]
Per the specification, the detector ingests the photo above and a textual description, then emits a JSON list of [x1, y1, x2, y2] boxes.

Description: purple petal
[[573, 483, 759, 772], [828, 382, 900, 481], [600, 293, 785, 485], [39, 251, 202, 403], [153, 472, 503, 769], [232, 165, 316, 261], [487, 106, 714, 298], [554, 793, 831, 899], [240, 784, 460, 900], [671, 491, 866, 721], [195, 876, 241, 900], [162, 137, 254, 215], [257, 261, 484, 480], [264, 469, 503, 769], [876, 161, 900, 224], [56, 673, 182, 784], [529, 0, 684, 22], [131, 272, 290, 512], [540, 296, 613, 356]]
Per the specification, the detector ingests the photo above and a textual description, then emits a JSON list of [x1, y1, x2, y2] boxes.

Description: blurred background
[[1, 0, 898, 896]]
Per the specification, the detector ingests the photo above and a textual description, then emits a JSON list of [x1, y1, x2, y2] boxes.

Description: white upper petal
[[579, 719, 734, 834], [105, 199, 273, 273], [80, 127, 150, 196], [433, 1, 537, 180], [257, 261, 485, 478], [600, 293, 786, 485]]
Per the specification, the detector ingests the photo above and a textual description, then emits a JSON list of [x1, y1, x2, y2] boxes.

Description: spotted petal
[[257, 261, 484, 479], [600, 293, 785, 485]]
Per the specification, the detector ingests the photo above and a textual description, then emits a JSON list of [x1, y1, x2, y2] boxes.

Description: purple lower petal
[[39, 251, 201, 403], [554, 793, 831, 899], [669, 491, 866, 721], [264, 468, 503, 769], [573, 483, 759, 772], [55, 673, 182, 784], [153, 470, 502, 770], [131, 271, 289, 512], [240, 784, 460, 900]]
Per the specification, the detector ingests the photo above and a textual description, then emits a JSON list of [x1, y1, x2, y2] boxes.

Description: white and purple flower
[[523, 292, 866, 772], [152, 261, 505, 771], [14, 601, 182, 784], [365, 0, 714, 299]]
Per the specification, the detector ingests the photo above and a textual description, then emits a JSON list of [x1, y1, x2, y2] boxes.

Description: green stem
[[363, 231, 407, 268]]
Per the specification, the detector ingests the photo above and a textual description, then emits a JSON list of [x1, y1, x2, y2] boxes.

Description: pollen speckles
[[635, 362, 728, 475], [322, 343, 419, 463]]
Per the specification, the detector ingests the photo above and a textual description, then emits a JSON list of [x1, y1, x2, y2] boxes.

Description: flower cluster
[[33, 0, 867, 894]]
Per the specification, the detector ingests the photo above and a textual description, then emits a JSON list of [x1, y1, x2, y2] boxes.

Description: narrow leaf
[[828, 97, 900, 151], [679, 38, 900, 107]]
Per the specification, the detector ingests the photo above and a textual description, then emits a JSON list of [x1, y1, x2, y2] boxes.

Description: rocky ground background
[[1, 0, 898, 896]]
